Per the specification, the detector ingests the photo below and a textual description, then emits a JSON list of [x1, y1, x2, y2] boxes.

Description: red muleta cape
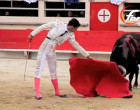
[[69, 57, 132, 98]]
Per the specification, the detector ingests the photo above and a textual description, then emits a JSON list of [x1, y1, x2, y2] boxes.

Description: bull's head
[[119, 35, 140, 63]]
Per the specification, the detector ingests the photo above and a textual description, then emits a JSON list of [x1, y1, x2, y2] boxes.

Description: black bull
[[110, 33, 140, 90]]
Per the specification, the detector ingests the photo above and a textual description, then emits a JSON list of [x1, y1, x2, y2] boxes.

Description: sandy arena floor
[[0, 58, 140, 110]]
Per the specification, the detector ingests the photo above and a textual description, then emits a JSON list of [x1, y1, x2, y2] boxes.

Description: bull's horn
[[118, 65, 127, 76]]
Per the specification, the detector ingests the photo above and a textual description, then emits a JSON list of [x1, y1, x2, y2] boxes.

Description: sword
[[24, 42, 31, 80]]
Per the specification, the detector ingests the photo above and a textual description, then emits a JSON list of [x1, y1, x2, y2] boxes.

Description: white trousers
[[35, 38, 57, 79]]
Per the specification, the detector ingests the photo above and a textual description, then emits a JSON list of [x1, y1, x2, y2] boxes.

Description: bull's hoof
[[129, 88, 132, 91], [133, 85, 140, 88], [133, 85, 138, 88]]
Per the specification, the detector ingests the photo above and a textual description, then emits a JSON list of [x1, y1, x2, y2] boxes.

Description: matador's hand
[[28, 34, 33, 42], [87, 55, 94, 59]]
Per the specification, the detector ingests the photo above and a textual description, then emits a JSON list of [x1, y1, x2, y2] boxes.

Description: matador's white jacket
[[31, 20, 89, 57]]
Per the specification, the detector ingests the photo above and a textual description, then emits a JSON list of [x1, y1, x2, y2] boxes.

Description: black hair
[[68, 18, 81, 28]]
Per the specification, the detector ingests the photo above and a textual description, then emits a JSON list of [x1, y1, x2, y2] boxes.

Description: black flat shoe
[[55, 94, 67, 98], [123, 95, 132, 98], [35, 96, 42, 100]]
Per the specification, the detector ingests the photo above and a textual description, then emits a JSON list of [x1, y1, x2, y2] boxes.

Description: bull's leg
[[133, 71, 138, 88], [129, 73, 134, 91]]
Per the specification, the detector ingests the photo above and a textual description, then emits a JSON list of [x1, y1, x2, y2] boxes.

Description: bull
[[110, 33, 140, 91]]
